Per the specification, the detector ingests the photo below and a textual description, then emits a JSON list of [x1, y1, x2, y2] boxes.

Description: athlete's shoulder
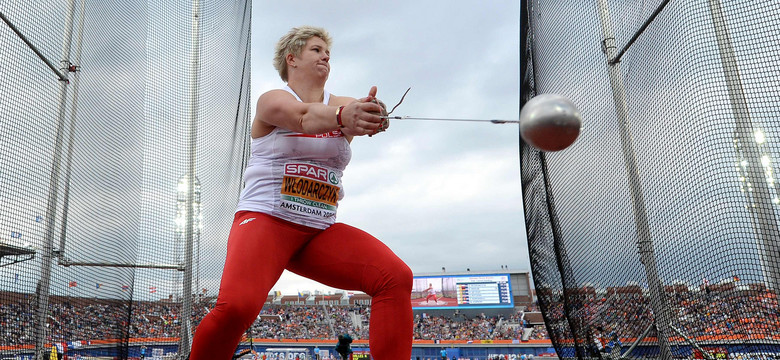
[[260, 89, 295, 100], [256, 89, 299, 111]]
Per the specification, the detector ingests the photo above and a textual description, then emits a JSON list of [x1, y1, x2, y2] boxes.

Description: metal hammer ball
[[519, 94, 582, 152]]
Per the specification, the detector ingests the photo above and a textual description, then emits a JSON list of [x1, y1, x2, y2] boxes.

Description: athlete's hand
[[363, 86, 390, 134], [340, 86, 386, 136], [368, 98, 389, 136]]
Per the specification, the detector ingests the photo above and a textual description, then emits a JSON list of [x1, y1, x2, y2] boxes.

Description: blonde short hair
[[273, 26, 332, 82]]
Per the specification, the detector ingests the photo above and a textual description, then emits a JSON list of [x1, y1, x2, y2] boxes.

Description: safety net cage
[[0, 1, 251, 358], [520, 0, 780, 359]]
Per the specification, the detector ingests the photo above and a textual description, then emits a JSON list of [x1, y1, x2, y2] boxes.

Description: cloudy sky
[[250, 1, 528, 295]]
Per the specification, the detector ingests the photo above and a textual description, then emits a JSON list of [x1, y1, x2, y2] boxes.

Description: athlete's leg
[[190, 212, 317, 360], [286, 223, 413, 360]]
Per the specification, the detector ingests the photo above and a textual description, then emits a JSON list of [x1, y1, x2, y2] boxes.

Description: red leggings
[[189, 211, 413, 360]]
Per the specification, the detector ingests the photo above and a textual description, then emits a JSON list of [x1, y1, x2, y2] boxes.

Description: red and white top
[[236, 86, 352, 229]]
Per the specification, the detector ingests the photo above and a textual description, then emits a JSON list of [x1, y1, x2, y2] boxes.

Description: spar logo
[[285, 163, 339, 185]]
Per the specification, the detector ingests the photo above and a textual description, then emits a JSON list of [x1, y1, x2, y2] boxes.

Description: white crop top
[[235, 86, 352, 229]]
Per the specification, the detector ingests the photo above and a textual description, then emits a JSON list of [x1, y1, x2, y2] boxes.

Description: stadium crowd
[[1, 286, 778, 347], [0, 296, 534, 346], [414, 312, 501, 341], [540, 286, 779, 345]]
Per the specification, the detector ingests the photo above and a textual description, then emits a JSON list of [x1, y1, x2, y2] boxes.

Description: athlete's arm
[[252, 88, 384, 138]]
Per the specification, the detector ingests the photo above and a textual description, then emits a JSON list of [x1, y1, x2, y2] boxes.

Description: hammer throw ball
[[519, 94, 582, 152]]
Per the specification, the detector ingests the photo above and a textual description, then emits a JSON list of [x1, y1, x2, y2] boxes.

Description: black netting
[[1, 1, 250, 358], [521, 0, 780, 359]]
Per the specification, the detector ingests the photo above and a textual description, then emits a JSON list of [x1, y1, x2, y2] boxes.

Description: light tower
[[176, 175, 202, 295], [707, 0, 780, 291], [176, 174, 201, 358], [734, 128, 780, 290]]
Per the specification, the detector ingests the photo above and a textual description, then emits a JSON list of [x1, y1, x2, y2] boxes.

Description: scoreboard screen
[[412, 274, 513, 309]]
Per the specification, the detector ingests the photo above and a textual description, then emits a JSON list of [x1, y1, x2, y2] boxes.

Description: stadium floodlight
[[755, 130, 766, 144], [176, 174, 203, 295]]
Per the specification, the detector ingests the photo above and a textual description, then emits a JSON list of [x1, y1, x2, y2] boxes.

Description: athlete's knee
[[371, 260, 413, 295], [392, 262, 413, 291], [211, 296, 263, 328]]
